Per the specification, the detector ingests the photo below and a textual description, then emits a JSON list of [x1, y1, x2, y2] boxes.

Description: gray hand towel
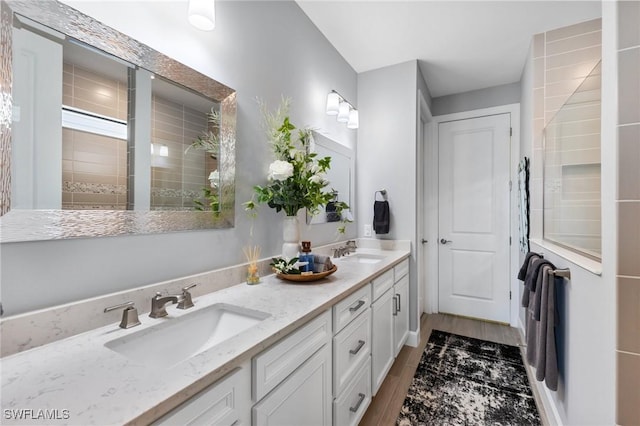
[[373, 200, 390, 234]]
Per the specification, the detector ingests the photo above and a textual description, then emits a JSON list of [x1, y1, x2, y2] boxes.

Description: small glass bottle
[[299, 241, 314, 274]]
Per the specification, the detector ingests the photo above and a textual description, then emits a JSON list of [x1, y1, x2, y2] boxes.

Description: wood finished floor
[[359, 313, 549, 426]]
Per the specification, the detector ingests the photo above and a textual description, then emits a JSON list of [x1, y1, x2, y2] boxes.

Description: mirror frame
[[0, 0, 236, 242]]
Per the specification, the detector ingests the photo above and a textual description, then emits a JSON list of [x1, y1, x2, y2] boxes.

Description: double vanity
[[2, 244, 411, 425]]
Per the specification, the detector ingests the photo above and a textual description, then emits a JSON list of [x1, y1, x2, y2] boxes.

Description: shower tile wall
[[62, 63, 128, 210], [530, 19, 602, 252], [616, 1, 640, 424], [150, 96, 215, 210]]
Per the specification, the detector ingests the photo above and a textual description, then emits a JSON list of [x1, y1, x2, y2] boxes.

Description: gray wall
[[432, 82, 521, 116], [1, 1, 358, 315], [357, 60, 427, 332]]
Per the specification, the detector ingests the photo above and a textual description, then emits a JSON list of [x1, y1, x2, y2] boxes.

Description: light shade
[[337, 102, 350, 123], [326, 92, 340, 115], [347, 110, 359, 129], [188, 0, 216, 31]]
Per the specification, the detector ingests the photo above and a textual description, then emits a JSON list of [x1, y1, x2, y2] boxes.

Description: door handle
[[349, 300, 365, 312], [421, 239, 428, 244], [440, 238, 452, 244], [349, 340, 366, 355], [392, 296, 398, 316], [349, 393, 366, 413], [396, 293, 401, 312]]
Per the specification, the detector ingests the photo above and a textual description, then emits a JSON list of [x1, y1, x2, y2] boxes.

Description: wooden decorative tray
[[276, 265, 337, 282]]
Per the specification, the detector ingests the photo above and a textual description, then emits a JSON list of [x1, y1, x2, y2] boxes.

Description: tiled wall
[[530, 19, 602, 251], [150, 95, 215, 211], [62, 63, 128, 210], [616, 1, 640, 424]]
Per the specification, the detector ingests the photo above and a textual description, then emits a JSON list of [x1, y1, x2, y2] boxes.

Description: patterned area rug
[[397, 330, 541, 426]]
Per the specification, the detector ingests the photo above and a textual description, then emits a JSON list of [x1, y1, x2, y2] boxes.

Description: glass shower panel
[[543, 61, 602, 260]]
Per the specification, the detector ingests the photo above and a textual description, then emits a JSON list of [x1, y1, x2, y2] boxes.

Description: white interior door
[[438, 114, 511, 323]]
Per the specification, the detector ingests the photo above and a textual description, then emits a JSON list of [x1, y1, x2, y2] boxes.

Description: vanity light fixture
[[188, 0, 216, 31], [326, 90, 358, 129]]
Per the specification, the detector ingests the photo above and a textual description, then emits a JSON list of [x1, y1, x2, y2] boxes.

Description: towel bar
[[375, 189, 387, 201], [548, 268, 571, 279]]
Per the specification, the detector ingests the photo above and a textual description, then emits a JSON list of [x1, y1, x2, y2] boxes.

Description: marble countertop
[[1, 247, 409, 425]]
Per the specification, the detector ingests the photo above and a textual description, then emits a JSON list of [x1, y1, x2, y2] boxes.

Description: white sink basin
[[105, 303, 270, 369], [339, 253, 386, 264]]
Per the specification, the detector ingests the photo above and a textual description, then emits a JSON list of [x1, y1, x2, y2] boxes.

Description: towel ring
[[375, 189, 387, 201]]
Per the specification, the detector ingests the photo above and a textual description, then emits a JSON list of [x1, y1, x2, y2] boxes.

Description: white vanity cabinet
[[371, 286, 395, 395], [371, 258, 410, 395], [331, 283, 372, 426], [252, 310, 332, 426], [393, 260, 410, 357], [152, 362, 251, 426]]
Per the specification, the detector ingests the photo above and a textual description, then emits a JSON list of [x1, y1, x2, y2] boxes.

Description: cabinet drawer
[[253, 344, 332, 426], [153, 363, 250, 426], [253, 310, 331, 401], [333, 308, 371, 396], [394, 258, 409, 281], [333, 356, 372, 426], [333, 283, 371, 334], [371, 269, 394, 301]]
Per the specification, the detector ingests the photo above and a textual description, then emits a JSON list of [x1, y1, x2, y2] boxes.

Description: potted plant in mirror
[[244, 97, 350, 259]]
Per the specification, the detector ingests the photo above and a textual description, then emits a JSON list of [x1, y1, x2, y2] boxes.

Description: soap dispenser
[[299, 241, 314, 275]]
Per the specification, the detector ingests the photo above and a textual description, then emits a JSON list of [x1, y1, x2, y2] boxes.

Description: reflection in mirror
[[543, 61, 601, 260], [61, 37, 131, 211], [0, 0, 236, 242], [307, 131, 354, 225], [150, 76, 220, 212]]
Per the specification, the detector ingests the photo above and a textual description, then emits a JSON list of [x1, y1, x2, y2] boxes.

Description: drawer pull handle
[[349, 340, 365, 355], [349, 300, 365, 312], [349, 393, 366, 413]]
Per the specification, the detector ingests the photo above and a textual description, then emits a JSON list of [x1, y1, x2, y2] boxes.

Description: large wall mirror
[[0, 0, 236, 242], [306, 131, 354, 225]]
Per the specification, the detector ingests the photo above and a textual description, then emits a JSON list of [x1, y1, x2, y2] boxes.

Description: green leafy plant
[[193, 187, 219, 213], [270, 256, 301, 275], [243, 97, 351, 232]]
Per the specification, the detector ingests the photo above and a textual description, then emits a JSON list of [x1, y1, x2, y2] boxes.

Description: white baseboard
[[406, 331, 419, 347], [517, 319, 564, 426]]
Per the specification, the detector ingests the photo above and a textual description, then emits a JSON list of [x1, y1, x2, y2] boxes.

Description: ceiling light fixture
[[326, 90, 358, 129], [188, 0, 216, 31]]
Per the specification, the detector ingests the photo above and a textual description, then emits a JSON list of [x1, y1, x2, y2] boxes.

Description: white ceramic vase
[[282, 215, 300, 260]]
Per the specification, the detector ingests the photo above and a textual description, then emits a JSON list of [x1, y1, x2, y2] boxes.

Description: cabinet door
[[393, 274, 410, 357], [253, 344, 332, 426], [371, 289, 394, 396], [153, 363, 250, 426]]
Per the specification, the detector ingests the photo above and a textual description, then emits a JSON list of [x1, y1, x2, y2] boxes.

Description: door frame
[[411, 89, 432, 347], [422, 103, 520, 327]]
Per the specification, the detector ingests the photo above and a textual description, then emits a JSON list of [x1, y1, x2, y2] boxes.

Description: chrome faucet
[[177, 284, 197, 310], [149, 292, 179, 318], [104, 301, 141, 329], [333, 241, 358, 258]]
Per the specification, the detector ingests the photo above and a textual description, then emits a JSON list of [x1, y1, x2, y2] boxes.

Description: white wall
[[1, 1, 358, 315], [357, 60, 428, 332], [432, 82, 521, 116]]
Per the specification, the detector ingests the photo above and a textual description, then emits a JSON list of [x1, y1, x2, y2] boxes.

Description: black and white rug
[[397, 330, 541, 426]]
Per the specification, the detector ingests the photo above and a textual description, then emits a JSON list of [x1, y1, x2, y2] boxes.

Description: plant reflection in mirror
[[186, 107, 223, 213]]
